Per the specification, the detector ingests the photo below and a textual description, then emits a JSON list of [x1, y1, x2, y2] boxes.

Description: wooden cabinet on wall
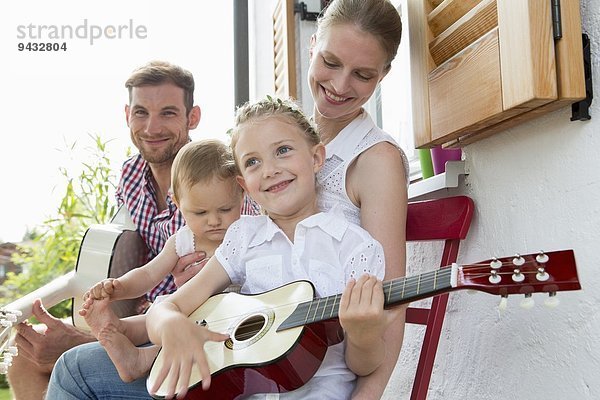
[[408, 0, 586, 148]]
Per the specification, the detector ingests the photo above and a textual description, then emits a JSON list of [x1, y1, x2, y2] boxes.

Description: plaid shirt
[[116, 154, 260, 303]]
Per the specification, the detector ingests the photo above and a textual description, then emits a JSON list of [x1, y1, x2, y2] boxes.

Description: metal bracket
[[408, 161, 466, 200], [551, 0, 562, 40], [294, 2, 320, 21], [571, 34, 593, 121]]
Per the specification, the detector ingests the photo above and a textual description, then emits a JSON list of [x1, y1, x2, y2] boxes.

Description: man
[[8, 61, 210, 399]]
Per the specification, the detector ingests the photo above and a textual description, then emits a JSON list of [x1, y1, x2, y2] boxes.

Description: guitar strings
[[180, 260, 541, 341]]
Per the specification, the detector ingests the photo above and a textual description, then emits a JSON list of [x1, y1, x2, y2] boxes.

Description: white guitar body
[[148, 281, 313, 397], [71, 210, 148, 329]]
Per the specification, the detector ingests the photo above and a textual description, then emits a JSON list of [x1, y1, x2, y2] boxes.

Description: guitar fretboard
[[278, 267, 455, 331]]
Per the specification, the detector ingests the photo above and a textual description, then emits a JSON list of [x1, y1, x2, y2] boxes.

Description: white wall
[[250, 1, 600, 399], [387, 1, 600, 398]]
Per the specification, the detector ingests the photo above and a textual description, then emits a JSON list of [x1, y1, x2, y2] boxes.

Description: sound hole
[[225, 311, 274, 350], [235, 314, 266, 341]]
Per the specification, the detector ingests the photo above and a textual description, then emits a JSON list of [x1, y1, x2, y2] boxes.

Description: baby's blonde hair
[[171, 139, 240, 202]]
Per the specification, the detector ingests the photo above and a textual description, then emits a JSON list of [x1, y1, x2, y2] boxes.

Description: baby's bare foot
[[99, 324, 158, 382], [81, 297, 121, 338]]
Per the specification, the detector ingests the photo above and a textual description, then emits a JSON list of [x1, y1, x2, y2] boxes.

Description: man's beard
[[137, 136, 189, 164], [139, 145, 177, 164]]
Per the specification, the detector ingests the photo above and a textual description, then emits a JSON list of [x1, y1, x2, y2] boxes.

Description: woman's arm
[[347, 141, 408, 399]]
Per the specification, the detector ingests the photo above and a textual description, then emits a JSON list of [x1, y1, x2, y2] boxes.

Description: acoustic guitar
[[147, 249, 581, 399], [0, 205, 148, 373]]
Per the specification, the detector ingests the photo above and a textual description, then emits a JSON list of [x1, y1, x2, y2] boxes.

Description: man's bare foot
[[98, 324, 158, 382], [80, 297, 121, 338]]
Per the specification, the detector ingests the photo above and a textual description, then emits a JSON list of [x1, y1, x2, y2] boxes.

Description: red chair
[[405, 196, 474, 400]]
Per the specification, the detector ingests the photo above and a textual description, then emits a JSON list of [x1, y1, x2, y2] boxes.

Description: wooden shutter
[[273, 0, 297, 98], [408, 0, 586, 148]]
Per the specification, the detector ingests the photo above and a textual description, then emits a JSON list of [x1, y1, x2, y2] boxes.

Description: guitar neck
[[278, 266, 456, 331], [3, 271, 81, 324]]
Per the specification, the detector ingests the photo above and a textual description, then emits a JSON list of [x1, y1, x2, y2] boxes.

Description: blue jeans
[[46, 342, 152, 399], [46, 343, 353, 399]]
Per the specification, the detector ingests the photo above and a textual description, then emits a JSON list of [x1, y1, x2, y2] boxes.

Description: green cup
[[418, 148, 434, 179]]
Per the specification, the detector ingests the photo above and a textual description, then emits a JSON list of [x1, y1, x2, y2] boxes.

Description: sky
[[0, 1, 235, 242]]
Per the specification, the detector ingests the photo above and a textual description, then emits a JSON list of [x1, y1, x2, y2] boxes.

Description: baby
[[79, 138, 243, 381]]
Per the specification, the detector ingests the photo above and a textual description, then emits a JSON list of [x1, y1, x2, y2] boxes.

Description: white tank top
[[317, 111, 410, 225]]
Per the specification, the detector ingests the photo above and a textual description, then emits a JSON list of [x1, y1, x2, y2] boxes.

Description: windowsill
[[408, 161, 466, 200]]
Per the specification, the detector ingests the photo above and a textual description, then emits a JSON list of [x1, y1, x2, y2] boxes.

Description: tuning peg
[[512, 254, 525, 267], [512, 269, 525, 283], [4, 313, 17, 323], [7, 346, 18, 357], [0, 361, 8, 375], [498, 295, 508, 312], [544, 292, 560, 309], [536, 251, 549, 264], [520, 293, 535, 309], [2, 354, 12, 365], [488, 270, 501, 284], [490, 258, 502, 269], [536, 267, 549, 282]]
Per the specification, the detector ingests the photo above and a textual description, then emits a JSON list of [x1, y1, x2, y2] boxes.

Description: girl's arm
[[341, 273, 387, 376], [347, 141, 408, 398], [111, 234, 181, 300], [146, 257, 232, 398]]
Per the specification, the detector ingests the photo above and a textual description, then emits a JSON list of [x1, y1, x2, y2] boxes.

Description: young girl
[[146, 97, 392, 400], [79, 138, 244, 382]]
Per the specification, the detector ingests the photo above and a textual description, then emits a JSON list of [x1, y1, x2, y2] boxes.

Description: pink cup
[[430, 146, 462, 175]]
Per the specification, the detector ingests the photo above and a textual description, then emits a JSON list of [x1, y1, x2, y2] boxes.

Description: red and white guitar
[[148, 249, 581, 399], [0, 206, 148, 373]]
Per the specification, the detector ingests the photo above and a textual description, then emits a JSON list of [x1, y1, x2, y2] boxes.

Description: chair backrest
[[404, 195, 474, 400], [406, 195, 474, 279], [406, 195, 473, 242]]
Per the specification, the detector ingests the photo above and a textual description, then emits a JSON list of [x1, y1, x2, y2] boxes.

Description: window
[[373, 0, 422, 181]]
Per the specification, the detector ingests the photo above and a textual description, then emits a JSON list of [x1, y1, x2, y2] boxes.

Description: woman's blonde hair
[[316, 0, 402, 71]]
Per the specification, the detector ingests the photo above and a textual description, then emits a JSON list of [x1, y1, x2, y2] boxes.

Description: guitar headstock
[[455, 250, 581, 300], [0, 308, 21, 374]]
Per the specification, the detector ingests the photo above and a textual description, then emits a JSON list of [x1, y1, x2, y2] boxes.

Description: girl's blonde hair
[[230, 96, 320, 168], [171, 139, 240, 202]]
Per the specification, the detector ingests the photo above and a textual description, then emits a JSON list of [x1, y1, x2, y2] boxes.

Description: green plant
[[1, 135, 122, 318], [0, 387, 11, 400]]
